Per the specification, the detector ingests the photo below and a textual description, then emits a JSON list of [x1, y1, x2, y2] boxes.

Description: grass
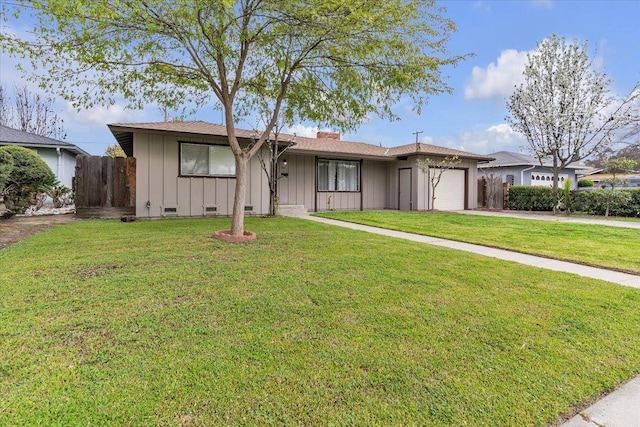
[[314, 210, 640, 275], [1, 217, 640, 426]]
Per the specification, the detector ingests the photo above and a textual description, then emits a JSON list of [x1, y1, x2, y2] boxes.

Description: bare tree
[[0, 85, 66, 140], [0, 86, 11, 127], [416, 156, 461, 210], [506, 34, 639, 212], [255, 121, 296, 217]]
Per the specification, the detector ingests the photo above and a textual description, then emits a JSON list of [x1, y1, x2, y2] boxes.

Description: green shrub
[[573, 189, 640, 217], [0, 145, 56, 213], [577, 179, 594, 187], [0, 148, 14, 191], [47, 185, 73, 208], [507, 186, 554, 211]]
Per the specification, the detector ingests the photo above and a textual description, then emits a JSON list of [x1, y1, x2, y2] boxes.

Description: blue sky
[[1, 0, 639, 156]]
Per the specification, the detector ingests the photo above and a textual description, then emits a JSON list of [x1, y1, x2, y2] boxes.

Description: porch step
[[277, 204, 309, 217]]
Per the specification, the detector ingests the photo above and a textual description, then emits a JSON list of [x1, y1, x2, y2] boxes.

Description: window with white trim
[[318, 159, 360, 191], [180, 143, 235, 177]]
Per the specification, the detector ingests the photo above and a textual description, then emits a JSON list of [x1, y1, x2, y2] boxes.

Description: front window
[[318, 159, 360, 191], [180, 143, 235, 177]]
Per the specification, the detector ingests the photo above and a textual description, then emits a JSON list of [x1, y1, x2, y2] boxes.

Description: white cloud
[[472, 1, 491, 11], [421, 135, 434, 144], [437, 124, 526, 154], [66, 103, 130, 125], [464, 49, 533, 100], [286, 124, 336, 139], [530, 0, 554, 9], [286, 124, 319, 138]]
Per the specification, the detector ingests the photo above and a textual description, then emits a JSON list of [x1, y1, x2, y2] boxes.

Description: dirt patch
[[0, 214, 78, 250]]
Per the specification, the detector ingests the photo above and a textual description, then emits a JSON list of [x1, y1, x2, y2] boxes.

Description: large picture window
[[180, 143, 235, 177], [318, 159, 360, 191]]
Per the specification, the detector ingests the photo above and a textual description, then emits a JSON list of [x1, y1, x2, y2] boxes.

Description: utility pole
[[413, 130, 423, 152], [413, 130, 423, 143]]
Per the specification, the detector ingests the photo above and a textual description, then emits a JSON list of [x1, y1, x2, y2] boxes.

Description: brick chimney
[[316, 131, 340, 140]]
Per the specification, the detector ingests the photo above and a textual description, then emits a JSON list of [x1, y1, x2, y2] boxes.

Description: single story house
[[0, 125, 89, 188], [581, 172, 640, 189], [478, 151, 583, 189], [108, 121, 493, 218]]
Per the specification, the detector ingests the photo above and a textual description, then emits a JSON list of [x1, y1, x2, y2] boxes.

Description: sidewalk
[[457, 209, 640, 229], [294, 213, 640, 427]]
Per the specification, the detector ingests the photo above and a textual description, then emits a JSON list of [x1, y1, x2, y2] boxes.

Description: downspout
[[56, 147, 62, 185], [521, 164, 536, 186]]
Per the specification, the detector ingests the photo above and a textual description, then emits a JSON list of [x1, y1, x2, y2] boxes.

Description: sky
[[1, 0, 639, 156]]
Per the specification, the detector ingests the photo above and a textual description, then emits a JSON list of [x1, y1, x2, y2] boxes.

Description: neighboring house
[[583, 173, 640, 189], [108, 121, 493, 218], [0, 125, 89, 188], [478, 151, 583, 189]]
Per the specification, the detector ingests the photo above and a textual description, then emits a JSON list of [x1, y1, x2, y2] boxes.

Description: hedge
[[506, 186, 554, 211], [572, 189, 640, 217], [507, 186, 640, 217]]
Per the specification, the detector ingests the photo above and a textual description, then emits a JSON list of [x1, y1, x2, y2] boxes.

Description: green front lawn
[[315, 210, 640, 274], [1, 217, 639, 426]]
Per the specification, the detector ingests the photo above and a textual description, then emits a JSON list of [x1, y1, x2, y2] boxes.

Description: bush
[[0, 146, 56, 214], [47, 185, 73, 208], [577, 179, 594, 187], [507, 186, 554, 211], [0, 149, 14, 191], [573, 189, 640, 217]]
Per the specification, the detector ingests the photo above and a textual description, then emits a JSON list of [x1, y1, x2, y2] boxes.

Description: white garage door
[[432, 168, 465, 211]]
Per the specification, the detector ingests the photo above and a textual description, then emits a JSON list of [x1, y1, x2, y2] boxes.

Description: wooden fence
[[477, 176, 508, 210], [74, 156, 136, 218]]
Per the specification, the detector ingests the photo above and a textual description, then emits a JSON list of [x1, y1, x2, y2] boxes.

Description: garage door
[[432, 168, 465, 210]]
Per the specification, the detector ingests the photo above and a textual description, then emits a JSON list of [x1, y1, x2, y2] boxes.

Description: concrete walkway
[[291, 212, 640, 427]]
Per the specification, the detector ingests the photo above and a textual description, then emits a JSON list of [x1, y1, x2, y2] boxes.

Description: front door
[[398, 168, 412, 210]]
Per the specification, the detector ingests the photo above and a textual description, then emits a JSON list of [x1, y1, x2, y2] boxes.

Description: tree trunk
[[230, 155, 249, 235], [269, 140, 278, 216], [552, 154, 560, 214]]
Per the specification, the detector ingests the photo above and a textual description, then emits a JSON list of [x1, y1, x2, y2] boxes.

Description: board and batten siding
[[133, 132, 269, 218], [416, 157, 479, 210], [277, 154, 315, 211], [278, 155, 391, 212], [388, 156, 480, 211], [361, 160, 389, 210], [317, 159, 390, 211]]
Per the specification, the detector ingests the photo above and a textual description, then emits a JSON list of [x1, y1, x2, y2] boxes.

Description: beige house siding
[[361, 160, 390, 210], [277, 154, 315, 211], [127, 128, 482, 217], [317, 191, 361, 211], [277, 156, 391, 212], [415, 157, 479, 210], [133, 132, 269, 218], [387, 156, 480, 211], [388, 157, 414, 209]]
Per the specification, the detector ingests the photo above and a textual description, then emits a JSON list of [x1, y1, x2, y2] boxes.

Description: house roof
[[478, 151, 584, 169], [0, 125, 89, 156], [583, 172, 640, 182], [108, 121, 493, 161]]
